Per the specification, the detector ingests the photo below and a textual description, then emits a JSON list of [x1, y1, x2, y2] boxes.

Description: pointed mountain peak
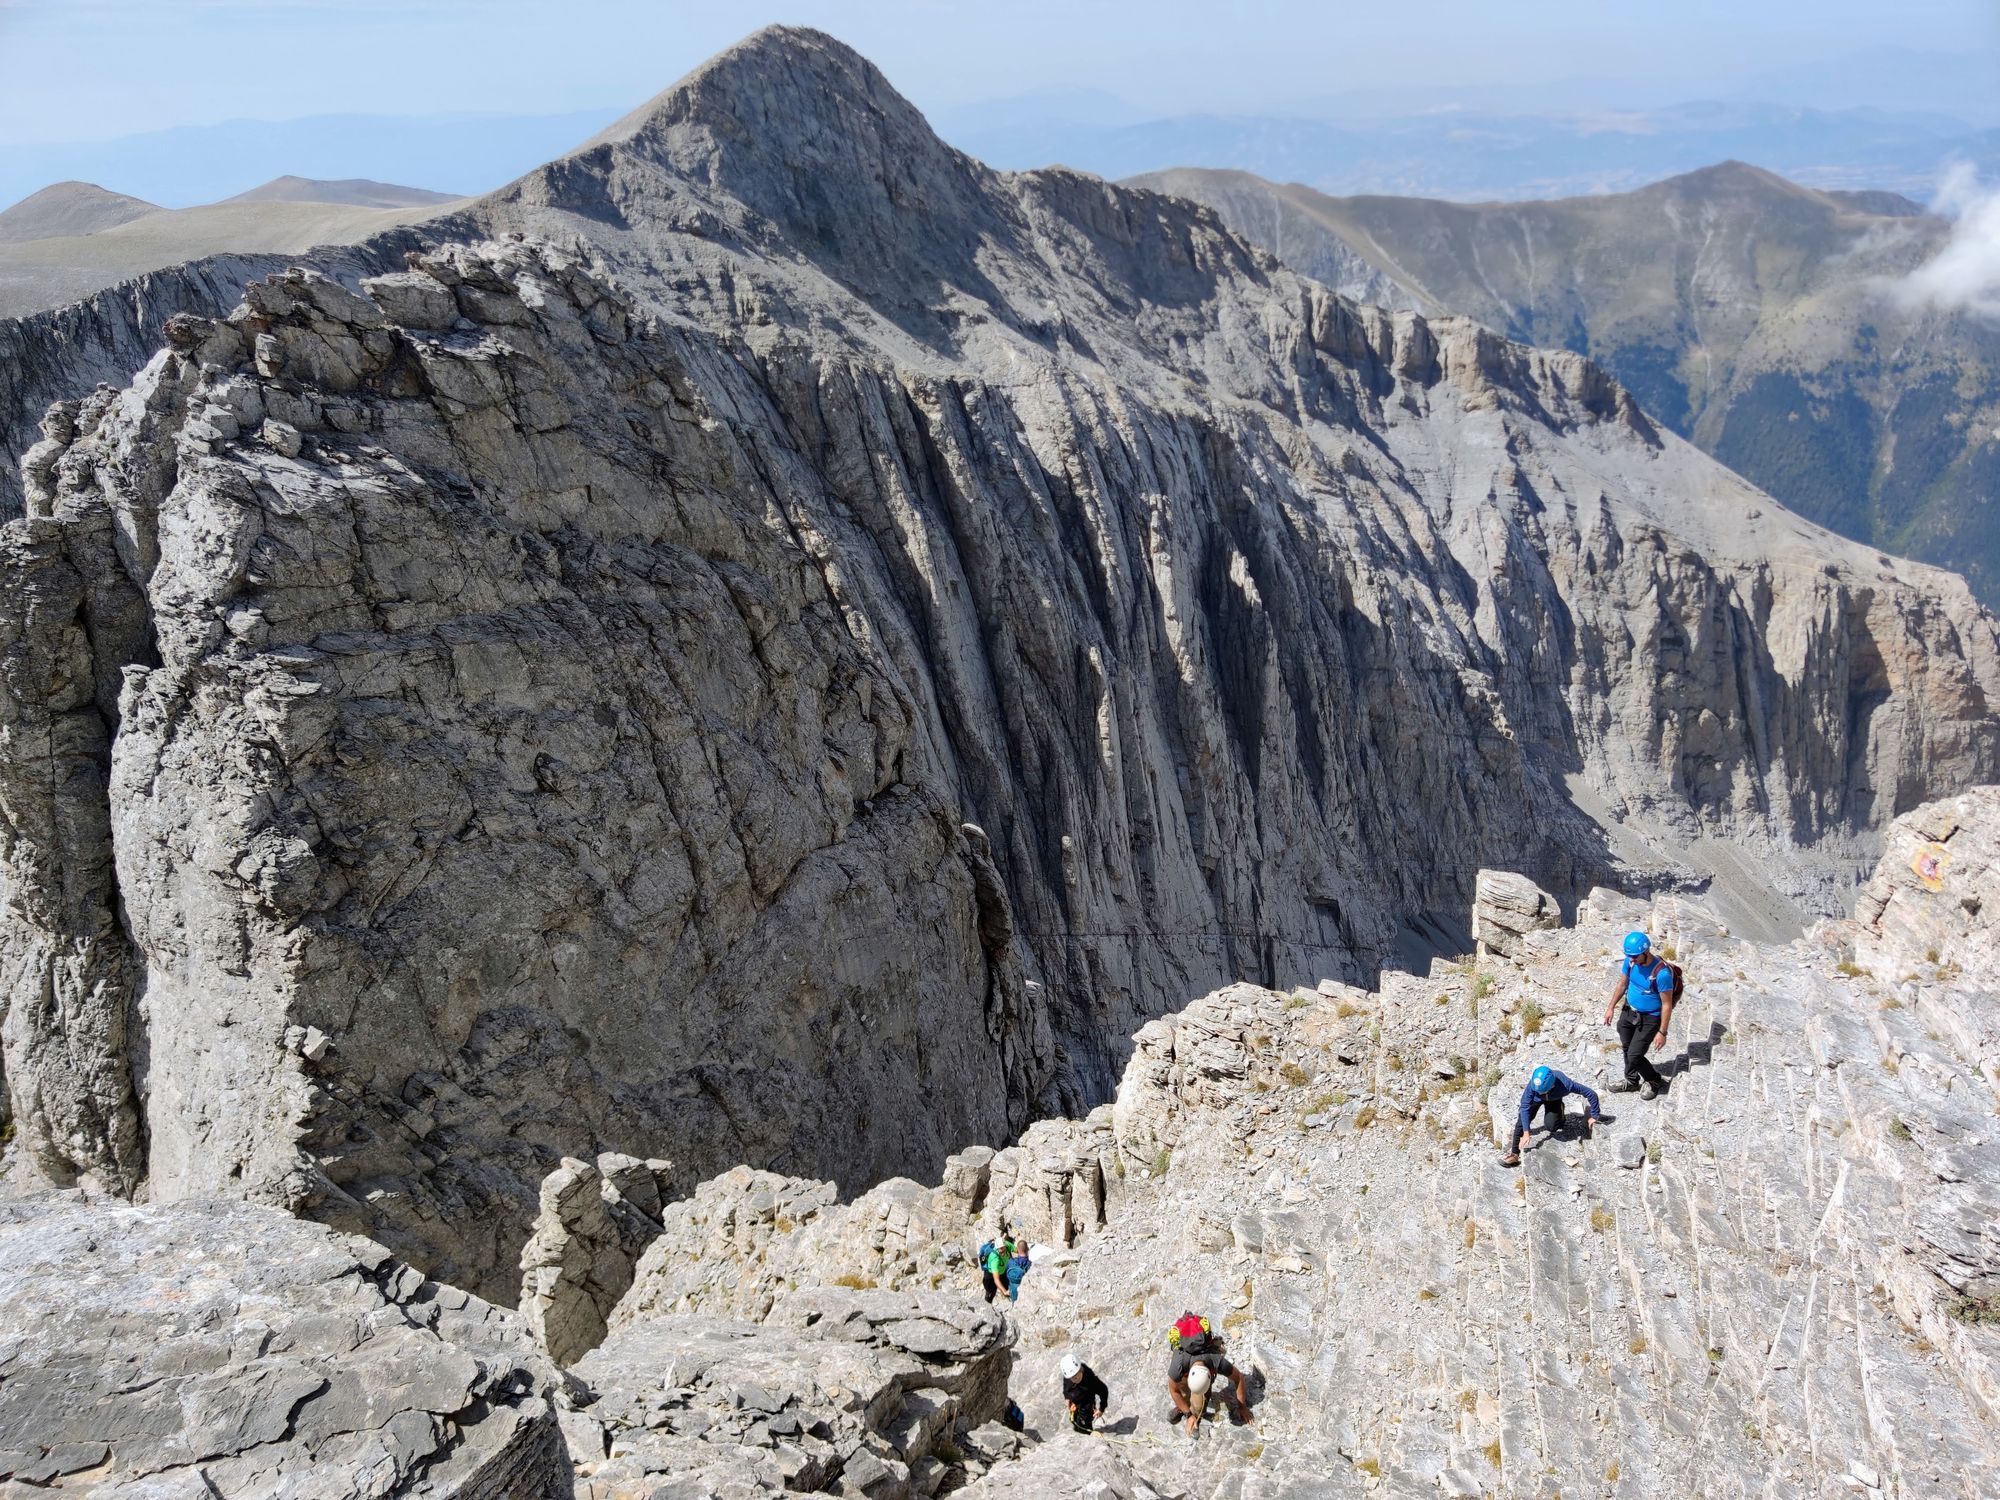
[[576, 26, 942, 168]]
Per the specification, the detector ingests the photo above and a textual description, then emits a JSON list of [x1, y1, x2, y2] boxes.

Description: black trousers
[[1618, 1007, 1666, 1088], [1504, 1096, 1565, 1153], [981, 1271, 998, 1303]]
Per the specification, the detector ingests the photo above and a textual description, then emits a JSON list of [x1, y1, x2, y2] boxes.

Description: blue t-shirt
[[1621, 956, 1674, 1014]]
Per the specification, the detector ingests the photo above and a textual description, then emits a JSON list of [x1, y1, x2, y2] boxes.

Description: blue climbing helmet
[[1530, 1065, 1554, 1095], [1623, 930, 1651, 959]]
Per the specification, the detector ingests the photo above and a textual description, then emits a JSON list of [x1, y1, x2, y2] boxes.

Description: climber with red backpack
[[1164, 1310, 1253, 1437], [1605, 930, 1678, 1099]]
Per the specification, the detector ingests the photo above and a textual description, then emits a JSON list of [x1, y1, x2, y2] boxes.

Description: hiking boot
[[1500, 1152, 1522, 1168], [1608, 1081, 1639, 1094], [1639, 1082, 1659, 1100]]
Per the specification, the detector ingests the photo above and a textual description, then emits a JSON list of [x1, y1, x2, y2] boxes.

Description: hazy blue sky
[[4, 0, 1998, 145]]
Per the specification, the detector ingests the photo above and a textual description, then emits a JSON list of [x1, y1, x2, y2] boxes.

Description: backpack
[[1664, 960, 1686, 1005], [1002, 1400, 1026, 1432], [1168, 1311, 1214, 1357]]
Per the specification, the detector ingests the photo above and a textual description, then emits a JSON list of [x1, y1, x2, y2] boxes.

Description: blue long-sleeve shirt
[[1516, 1069, 1601, 1135]]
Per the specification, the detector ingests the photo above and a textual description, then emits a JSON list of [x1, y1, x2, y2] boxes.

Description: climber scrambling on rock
[[1165, 1311, 1252, 1437], [977, 1232, 1015, 1304], [1605, 930, 1677, 1098], [1004, 1241, 1033, 1302], [1501, 1063, 1602, 1166], [1061, 1352, 1111, 1434]]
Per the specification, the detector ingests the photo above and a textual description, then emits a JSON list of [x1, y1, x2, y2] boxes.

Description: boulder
[[519, 1152, 677, 1366], [566, 1287, 1013, 1497], [1473, 869, 1562, 958], [0, 1198, 567, 1496]]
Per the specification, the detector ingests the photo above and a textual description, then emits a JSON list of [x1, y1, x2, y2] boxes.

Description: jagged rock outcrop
[[566, 1287, 1013, 1498], [1471, 868, 1562, 958], [520, 1153, 677, 1366], [0, 1197, 568, 1496], [579, 875, 2000, 1496], [1854, 786, 2000, 981], [4, 27, 1999, 1301]]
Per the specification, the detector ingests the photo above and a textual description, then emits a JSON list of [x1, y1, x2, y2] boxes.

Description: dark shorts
[[1168, 1349, 1234, 1385]]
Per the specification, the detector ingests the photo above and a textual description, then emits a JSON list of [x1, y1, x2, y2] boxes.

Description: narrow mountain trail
[[993, 897, 2000, 1499]]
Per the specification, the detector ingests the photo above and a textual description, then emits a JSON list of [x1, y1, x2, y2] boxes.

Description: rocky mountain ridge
[[1132, 161, 2000, 608], [1, 27, 1997, 1308], [6, 790, 1999, 1496]]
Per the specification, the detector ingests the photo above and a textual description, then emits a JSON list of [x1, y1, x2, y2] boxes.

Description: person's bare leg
[[1231, 1367, 1255, 1424]]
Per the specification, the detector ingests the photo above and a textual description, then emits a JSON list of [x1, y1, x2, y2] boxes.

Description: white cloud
[[1894, 162, 2000, 322]]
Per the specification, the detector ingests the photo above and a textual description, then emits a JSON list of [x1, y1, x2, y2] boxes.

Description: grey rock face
[[0, 1198, 568, 1497], [3, 27, 1999, 1302], [520, 1153, 677, 1366], [567, 1287, 1012, 1498], [1472, 869, 1561, 959]]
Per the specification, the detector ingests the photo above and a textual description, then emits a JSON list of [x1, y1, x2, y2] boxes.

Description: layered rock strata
[[0, 1197, 568, 1497], [4, 27, 1999, 1299], [565, 1288, 1013, 1498]]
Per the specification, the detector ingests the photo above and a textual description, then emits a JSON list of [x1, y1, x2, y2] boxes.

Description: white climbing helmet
[[1060, 1353, 1082, 1379], [1187, 1363, 1213, 1395]]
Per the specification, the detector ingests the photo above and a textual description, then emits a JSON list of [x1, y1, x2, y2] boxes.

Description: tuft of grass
[[1252, 1077, 1272, 1093], [1519, 998, 1545, 1036], [1882, 1054, 1900, 1075], [1926, 947, 1941, 964], [1629, 1336, 1648, 1355], [1434, 992, 1450, 1007], [830, 1272, 878, 1290], [1244, 1441, 1265, 1461], [1458, 1390, 1477, 1412], [1659, 943, 1678, 961], [1418, 1287, 1439, 1302], [1647, 1140, 1662, 1165], [1280, 1060, 1310, 1087], [1889, 1116, 1913, 1142], [1742, 1423, 1760, 1441], [1355, 1457, 1382, 1478], [1336, 998, 1367, 1019], [1152, 1148, 1173, 1177], [933, 1439, 964, 1465], [1471, 972, 1495, 1000], [1497, 1014, 1514, 1036], [1482, 1438, 1502, 1467], [1285, 991, 1310, 1011], [1463, 1220, 1477, 1250], [1606, 1461, 1621, 1483], [1707, 1347, 1724, 1363], [1589, 1206, 1615, 1233], [1353, 1105, 1377, 1130], [1836, 960, 1869, 979], [1946, 1291, 2000, 1326], [1881, 997, 1904, 1011]]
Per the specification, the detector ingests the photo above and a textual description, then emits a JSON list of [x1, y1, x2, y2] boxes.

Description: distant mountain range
[[953, 100, 1999, 202], [1134, 162, 2000, 607], [0, 178, 461, 318]]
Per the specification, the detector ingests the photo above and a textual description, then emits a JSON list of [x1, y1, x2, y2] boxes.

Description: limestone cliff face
[[1, 28, 1996, 1298]]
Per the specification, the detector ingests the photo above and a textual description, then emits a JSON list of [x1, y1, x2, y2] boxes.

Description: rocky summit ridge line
[[0, 27, 1996, 1303]]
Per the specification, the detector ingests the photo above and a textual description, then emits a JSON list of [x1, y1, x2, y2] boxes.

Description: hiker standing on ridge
[[1061, 1353, 1111, 1434], [1500, 1063, 1602, 1167], [1605, 930, 1676, 1099]]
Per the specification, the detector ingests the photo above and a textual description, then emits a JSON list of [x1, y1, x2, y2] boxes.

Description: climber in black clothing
[[1060, 1353, 1110, 1433]]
